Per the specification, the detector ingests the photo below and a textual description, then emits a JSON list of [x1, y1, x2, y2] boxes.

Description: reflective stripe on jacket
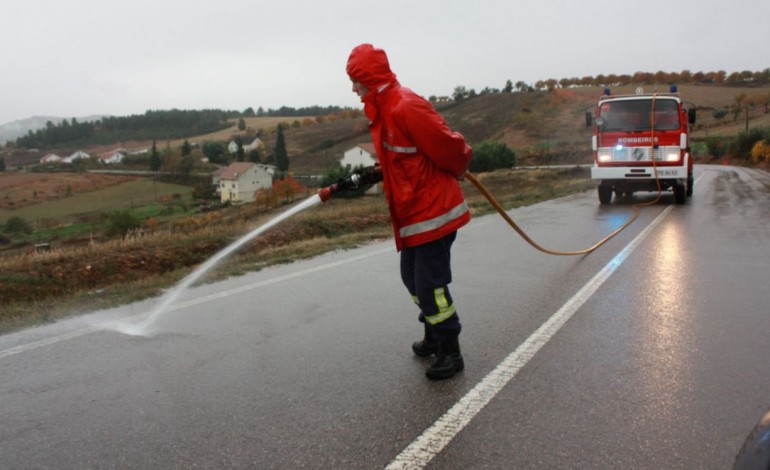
[[373, 84, 471, 250]]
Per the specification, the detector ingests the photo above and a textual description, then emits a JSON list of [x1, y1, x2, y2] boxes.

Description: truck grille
[[602, 145, 679, 162]]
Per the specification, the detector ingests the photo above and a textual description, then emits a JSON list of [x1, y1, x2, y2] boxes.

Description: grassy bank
[[0, 167, 593, 334]]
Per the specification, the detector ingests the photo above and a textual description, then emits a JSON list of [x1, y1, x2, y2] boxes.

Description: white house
[[340, 143, 381, 195], [63, 150, 91, 163], [228, 137, 265, 154], [246, 137, 264, 152], [218, 162, 273, 204], [99, 150, 125, 164], [341, 143, 377, 168], [40, 153, 62, 163]]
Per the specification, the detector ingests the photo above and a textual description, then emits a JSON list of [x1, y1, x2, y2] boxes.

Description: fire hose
[[320, 127, 666, 257]]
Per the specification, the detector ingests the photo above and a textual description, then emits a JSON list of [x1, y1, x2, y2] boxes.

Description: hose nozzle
[[317, 174, 361, 203]]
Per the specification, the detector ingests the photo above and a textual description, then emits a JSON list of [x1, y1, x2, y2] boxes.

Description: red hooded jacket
[[346, 44, 472, 251]]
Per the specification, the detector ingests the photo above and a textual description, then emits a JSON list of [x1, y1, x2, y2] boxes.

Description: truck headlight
[[665, 151, 680, 162], [597, 149, 612, 162]]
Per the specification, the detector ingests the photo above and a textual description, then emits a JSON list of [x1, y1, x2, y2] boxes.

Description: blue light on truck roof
[[615, 144, 623, 150]]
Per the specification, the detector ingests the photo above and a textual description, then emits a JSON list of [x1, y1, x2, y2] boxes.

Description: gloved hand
[[356, 165, 383, 185], [334, 176, 358, 191]]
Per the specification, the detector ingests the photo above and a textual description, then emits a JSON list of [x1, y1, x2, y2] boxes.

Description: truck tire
[[686, 173, 694, 197], [674, 183, 686, 204], [733, 408, 770, 470], [598, 186, 613, 205]]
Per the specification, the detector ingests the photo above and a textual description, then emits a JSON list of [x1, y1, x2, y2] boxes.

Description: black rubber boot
[[412, 323, 440, 357], [426, 336, 464, 380]]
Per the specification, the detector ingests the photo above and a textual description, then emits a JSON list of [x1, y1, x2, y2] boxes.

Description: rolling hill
[[276, 84, 770, 173]]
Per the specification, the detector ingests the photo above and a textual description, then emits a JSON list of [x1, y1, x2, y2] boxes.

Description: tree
[[503, 80, 513, 93], [273, 125, 289, 173], [248, 148, 261, 163], [150, 141, 161, 171], [243, 107, 256, 117], [452, 86, 468, 101], [181, 139, 192, 157], [0, 156, 5, 172], [238, 117, 246, 131], [235, 136, 245, 162], [181, 153, 195, 176], [201, 141, 227, 164]]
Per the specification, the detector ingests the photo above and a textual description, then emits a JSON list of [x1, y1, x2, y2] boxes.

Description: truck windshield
[[599, 99, 680, 131]]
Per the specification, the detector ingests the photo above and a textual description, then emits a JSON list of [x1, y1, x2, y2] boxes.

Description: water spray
[[97, 194, 324, 336]]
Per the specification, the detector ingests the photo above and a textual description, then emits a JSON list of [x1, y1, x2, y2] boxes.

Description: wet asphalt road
[[2, 164, 770, 469]]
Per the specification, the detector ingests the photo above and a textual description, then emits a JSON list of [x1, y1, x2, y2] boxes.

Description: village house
[[228, 137, 264, 154], [340, 143, 381, 195], [99, 149, 125, 164], [218, 162, 273, 204], [62, 150, 91, 163], [40, 153, 62, 164]]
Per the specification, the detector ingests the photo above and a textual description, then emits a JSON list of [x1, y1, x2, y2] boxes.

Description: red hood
[[346, 44, 397, 90]]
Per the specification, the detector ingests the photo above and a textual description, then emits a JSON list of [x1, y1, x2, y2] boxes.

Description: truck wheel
[[733, 409, 770, 470], [674, 183, 686, 204], [686, 173, 694, 196], [598, 186, 613, 205]]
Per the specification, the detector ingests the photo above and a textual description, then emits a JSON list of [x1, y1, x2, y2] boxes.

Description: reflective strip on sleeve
[[411, 295, 420, 305], [399, 201, 469, 238], [424, 287, 456, 325], [383, 142, 417, 154]]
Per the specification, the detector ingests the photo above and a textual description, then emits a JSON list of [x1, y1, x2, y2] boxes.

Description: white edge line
[[385, 205, 675, 470]]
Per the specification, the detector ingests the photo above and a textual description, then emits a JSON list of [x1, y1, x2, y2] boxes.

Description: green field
[[0, 179, 194, 225]]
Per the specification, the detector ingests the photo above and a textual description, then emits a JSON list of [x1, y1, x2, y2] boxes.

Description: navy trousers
[[400, 231, 461, 341]]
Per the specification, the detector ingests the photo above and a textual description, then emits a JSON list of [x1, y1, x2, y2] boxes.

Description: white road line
[[0, 247, 392, 360], [385, 205, 675, 470]]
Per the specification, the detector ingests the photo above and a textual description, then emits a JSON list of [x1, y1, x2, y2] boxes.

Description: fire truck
[[587, 86, 696, 204]]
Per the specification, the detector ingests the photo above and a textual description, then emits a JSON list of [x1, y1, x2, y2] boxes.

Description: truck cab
[[587, 87, 696, 204]]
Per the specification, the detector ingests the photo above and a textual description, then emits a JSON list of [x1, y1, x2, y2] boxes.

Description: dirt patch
[[0, 172, 139, 210]]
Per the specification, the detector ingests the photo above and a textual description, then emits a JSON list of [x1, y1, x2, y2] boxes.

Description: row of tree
[[7, 105, 360, 151], [444, 69, 770, 101], [12, 109, 234, 149]]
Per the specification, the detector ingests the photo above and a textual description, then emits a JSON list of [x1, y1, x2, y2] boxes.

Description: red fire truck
[[587, 86, 696, 204]]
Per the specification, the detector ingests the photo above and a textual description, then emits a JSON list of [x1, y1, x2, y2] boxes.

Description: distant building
[[63, 150, 91, 163], [40, 153, 62, 164], [99, 149, 125, 164], [218, 162, 273, 204], [228, 137, 264, 154], [340, 143, 381, 195], [341, 143, 377, 168]]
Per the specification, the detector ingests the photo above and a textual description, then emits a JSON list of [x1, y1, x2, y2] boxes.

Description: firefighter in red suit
[[345, 43, 472, 380]]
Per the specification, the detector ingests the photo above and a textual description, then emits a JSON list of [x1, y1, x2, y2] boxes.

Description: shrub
[[469, 142, 517, 172], [4, 216, 33, 235], [751, 140, 770, 164], [103, 210, 141, 237], [705, 136, 727, 158], [730, 127, 770, 160], [691, 141, 709, 158]]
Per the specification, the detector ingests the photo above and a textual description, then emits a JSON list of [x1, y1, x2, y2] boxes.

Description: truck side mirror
[[585, 112, 593, 127], [688, 108, 696, 125]]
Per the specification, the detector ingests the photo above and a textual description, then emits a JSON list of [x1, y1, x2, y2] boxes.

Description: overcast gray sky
[[2, 0, 768, 125]]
